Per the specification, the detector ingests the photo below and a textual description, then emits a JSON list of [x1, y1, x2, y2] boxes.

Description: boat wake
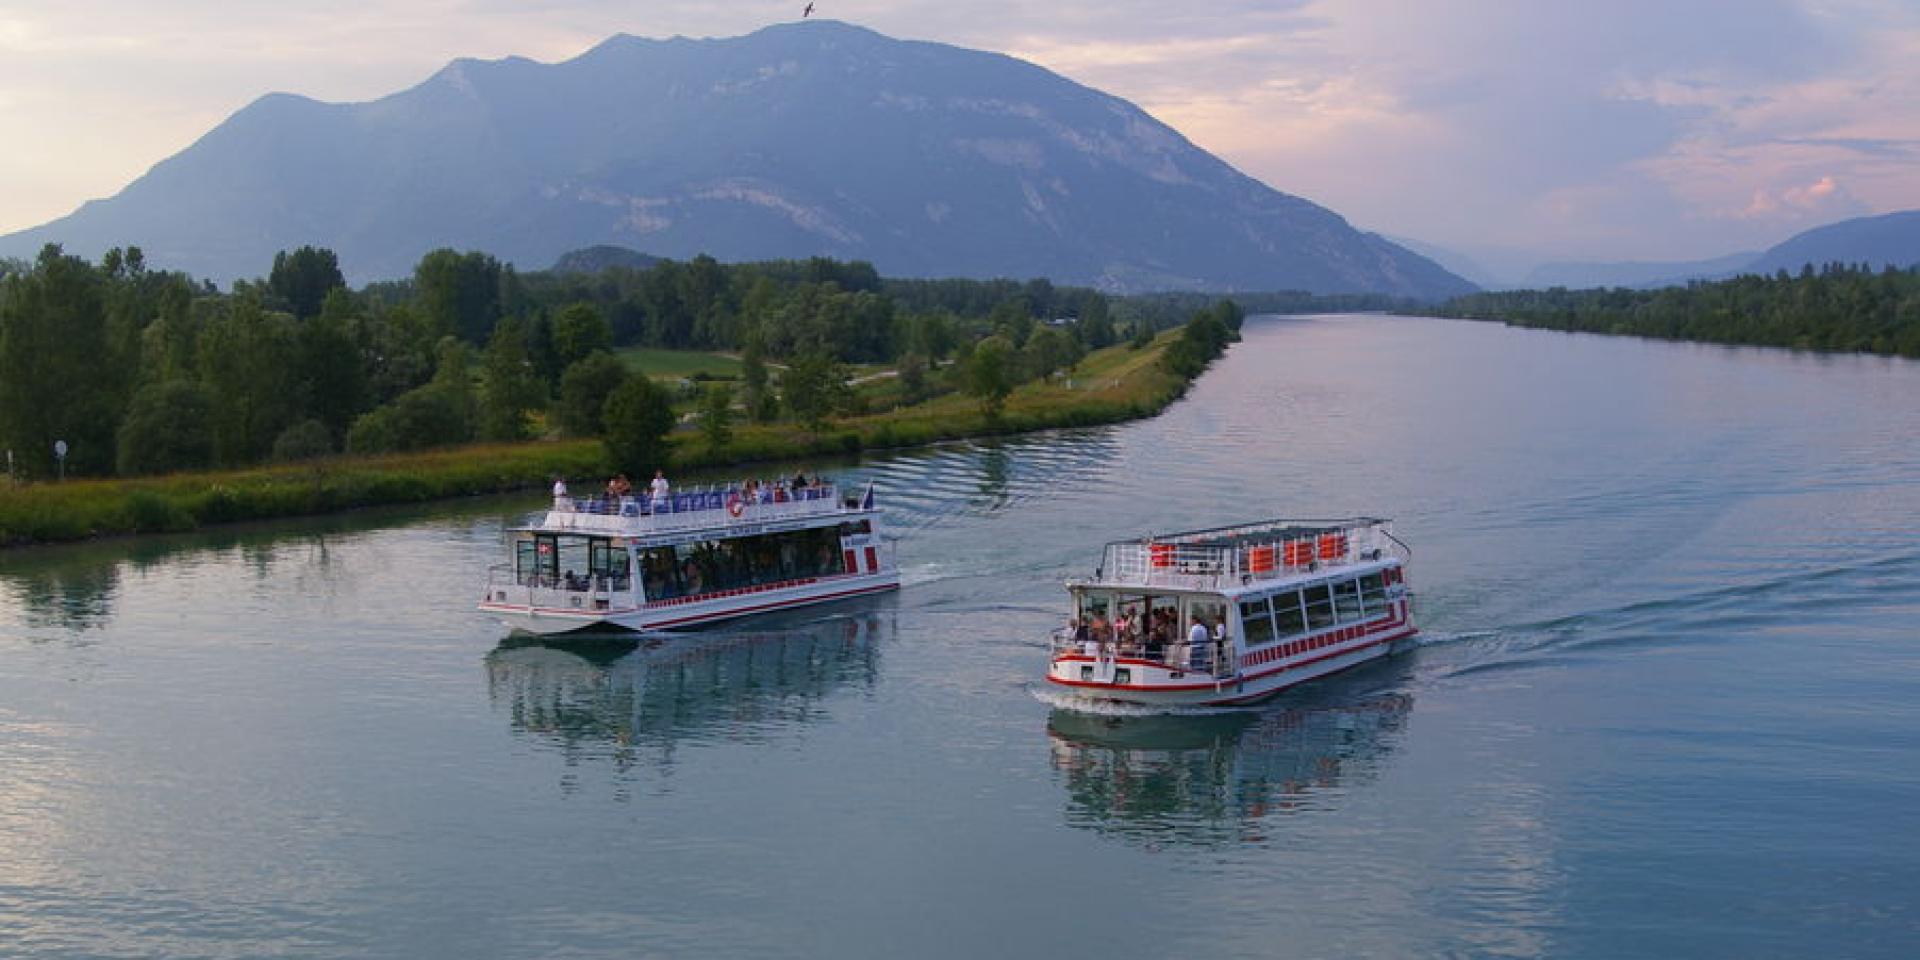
[[1026, 684, 1256, 718], [1423, 550, 1920, 682]]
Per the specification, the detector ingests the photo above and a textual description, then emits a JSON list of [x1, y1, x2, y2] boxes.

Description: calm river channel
[[3, 314, 1918, 958]]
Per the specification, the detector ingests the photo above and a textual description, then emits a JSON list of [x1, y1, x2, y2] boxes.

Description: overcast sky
[[3, 0, 1917, 270]]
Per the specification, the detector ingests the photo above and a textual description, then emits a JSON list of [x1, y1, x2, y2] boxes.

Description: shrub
[[117, 380, 215, 475], [347, 381, 472, 454], [271, 419, 334, 462]]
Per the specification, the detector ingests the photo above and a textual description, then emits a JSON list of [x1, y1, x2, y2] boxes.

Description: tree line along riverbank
[[0, 240, 1257, 546], [0, 317, 1234, 547], [1429, 263, 1920, 357]]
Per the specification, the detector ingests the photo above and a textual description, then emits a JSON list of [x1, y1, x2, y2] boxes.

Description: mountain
[[1380, 234, 1507, 289], [1520, 251, 1759, 290], [1501, 210, 1920, 292], [0, 21, 1472, 298], [1746, 210, 1920, 275], [551, 245, 662, 274]]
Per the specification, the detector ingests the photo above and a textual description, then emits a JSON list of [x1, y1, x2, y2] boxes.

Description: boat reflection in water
[[1046, 691, 1413, 847], [485, 606, 892, 796]]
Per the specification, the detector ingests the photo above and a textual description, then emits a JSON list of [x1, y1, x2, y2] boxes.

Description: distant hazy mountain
[[1499, 210, 1920, 292], [1380, 234, 1506, 289], [1520, 251, 1759, 290], [1746, 210, 1920, 275], [0, 21, 1472, 299], [550, 245, 662, 274]]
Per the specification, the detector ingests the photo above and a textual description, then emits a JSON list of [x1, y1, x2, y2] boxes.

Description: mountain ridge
[[0, 20, 1471, 298]]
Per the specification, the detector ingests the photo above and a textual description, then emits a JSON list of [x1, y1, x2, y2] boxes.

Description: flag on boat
[[862, 482, 875, 510]]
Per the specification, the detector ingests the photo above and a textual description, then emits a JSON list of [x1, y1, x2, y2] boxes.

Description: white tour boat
[[479, 479, 899, 634], [1046, 517, 1415, 706]]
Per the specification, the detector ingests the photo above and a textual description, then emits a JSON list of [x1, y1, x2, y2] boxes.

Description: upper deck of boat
[[1071, 517, 1406, 595], [524, 482, 874, 541]]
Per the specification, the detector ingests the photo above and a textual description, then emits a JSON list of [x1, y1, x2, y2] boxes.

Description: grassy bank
[[0, 334, 1193, 547]]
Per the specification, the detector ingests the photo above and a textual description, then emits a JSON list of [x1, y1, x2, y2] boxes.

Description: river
[[2, 314, 1917, 958]]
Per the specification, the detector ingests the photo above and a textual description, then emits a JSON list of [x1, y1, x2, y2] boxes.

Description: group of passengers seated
[[1070, 610, 1228, 673]]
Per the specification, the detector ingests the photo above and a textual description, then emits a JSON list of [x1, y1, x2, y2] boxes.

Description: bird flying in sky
[[803, 2, 814, 17]]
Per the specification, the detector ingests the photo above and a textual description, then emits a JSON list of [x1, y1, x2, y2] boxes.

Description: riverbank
[[0, 333, 1195, 547]]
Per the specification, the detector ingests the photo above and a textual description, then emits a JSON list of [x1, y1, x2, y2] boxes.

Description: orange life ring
[[726, 494, 746, 518]]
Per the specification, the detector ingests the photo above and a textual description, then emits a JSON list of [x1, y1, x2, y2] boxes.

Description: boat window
[[1150, 598, 1181, 648], [1359, 572, 1388, 616], [1113, 595, 1148, 650], [643, 525, 860, 601], [1077, 591, 1113, 627], [1304, 583, 1337, 631], [1332, 579, 1363, 623], [1272, 589, 1307, 637], [640, 547, 681, 600], [1239, 598, 1275, 647], [1184, 598, 1227, 667], [515, 539, 539, 584]]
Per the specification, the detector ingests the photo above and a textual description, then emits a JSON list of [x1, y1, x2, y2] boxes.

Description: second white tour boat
[[479, 479, 899, 635], [1046, 517, 1415, 706]]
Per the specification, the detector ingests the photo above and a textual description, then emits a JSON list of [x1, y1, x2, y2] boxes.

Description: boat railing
[[542, 482, 860, 534], [1050, 627, 1239, 678], [1090, 518, 1401, 589]]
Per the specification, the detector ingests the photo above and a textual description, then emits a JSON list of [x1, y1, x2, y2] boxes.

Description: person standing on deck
[[1187, 618, 1210, 671], [650, 469, 671, 506]]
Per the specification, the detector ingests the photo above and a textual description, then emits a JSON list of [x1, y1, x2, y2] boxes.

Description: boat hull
[[1047, 624, 1415, 707], [481, 572, 900, 635]]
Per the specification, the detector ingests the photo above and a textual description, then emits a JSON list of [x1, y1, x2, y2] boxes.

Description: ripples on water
[[2, 315, 1917, 958]]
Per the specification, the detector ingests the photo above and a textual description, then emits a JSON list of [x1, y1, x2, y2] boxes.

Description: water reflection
[[1047, 692, 1413, 848], [0, 554, 121, 632], [484, 608, 893, 795]]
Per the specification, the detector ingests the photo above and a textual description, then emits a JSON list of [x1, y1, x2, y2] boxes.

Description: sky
[[3, 0, 1918, 276]]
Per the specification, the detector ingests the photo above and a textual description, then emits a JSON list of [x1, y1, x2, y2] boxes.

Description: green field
[[617, 347, 746, 380]]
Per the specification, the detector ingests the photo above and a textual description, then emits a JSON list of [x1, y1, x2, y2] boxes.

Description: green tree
[[196, 294, 301, 465], [698, 382, 734, 451], [268, 246, 345, 320], [1077, 293, 1115, 349], [115, 379, 215, 475], [780, 349, 847, 431], [551, 302, 612, 369], [297, 289, 366, 440], [1022, 326, 1077, 382], [740, 339, 776, 422], [554, 352, 630, 436], [414, 248, 503, 343], [478, 315, 545, 441], [1129, 321, 1155, 349], [0, 245, 119, 476], [601, 375, 677, 475], [896, 351, 929, 403], [989, 298, 1035, 349], [963, 335, 1016, 418]]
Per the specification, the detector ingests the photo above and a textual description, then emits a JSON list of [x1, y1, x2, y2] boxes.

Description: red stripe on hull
[[1048, 627, 1415, 703]]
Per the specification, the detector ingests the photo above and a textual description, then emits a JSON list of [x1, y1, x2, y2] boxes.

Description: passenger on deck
[[552, 476, 573, 511], [1071, 618, 1096, 656], [1188, 618, 1211, 671], [650, 470, 671, 505]]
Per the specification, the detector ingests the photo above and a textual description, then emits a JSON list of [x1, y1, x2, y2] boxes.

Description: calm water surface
[[2, 315, 1917, 958]]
